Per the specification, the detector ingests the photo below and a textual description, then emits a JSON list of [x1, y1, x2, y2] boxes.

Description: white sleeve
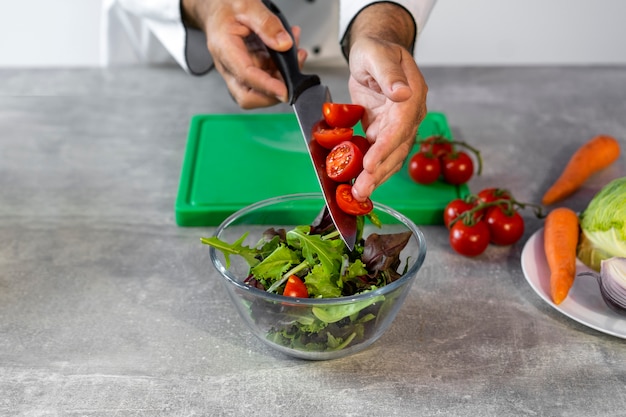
[[101, 0, 200, 72], [339, 0, 437, 53], [102, 0, 436, 72]]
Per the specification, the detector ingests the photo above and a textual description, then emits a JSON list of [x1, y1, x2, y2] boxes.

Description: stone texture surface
[[1, 66, 625, 417]]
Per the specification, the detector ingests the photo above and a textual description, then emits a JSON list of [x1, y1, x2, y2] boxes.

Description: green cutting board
[[175, 112, 468, 226]]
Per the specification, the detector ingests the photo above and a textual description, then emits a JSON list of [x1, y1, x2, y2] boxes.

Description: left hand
[[348, 37, 428, 201]]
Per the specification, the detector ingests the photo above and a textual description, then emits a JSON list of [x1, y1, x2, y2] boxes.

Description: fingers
[[216, 43, 305, 107], [202, 1, 307, 109], [350, 38, 413, 103], [348, 43, 428, 200], [352, 124, 417, 200], [208, 34, 284, 107], [238, 1, 293, 52], [217, 43, 307, 108]]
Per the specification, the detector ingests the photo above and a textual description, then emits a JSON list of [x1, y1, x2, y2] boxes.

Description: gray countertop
[[1, 65, 626, 417]]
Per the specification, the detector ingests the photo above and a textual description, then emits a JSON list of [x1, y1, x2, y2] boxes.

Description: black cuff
[[184, 26, 214, 75], [180, 0, 214, 75]]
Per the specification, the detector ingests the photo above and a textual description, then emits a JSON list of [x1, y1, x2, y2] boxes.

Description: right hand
[[181, 0, 307, 109]]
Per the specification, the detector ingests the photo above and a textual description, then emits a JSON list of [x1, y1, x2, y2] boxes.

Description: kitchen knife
[[261, 0, 357, 250]]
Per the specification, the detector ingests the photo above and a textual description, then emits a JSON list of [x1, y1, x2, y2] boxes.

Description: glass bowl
[[208, 193, 427, 360]]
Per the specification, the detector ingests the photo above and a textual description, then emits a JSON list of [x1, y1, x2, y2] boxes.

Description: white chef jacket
[[100, 0, 436, 74]]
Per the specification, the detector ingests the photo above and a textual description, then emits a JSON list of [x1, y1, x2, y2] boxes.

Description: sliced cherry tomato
[[449, 220, 490, 257], [336, 184, 373, 215], [484, 206, 525, 246], [441, 151, 474, 185], [443, 198, 476, 229], [351, 135, 371, 155], [322, 102, 365, 128], [419, 136, 454, 159], [312, 120, 354, 149], [408, 151, 441, 185], [326, 141, 364, 183], [283, 275, 309, 298]]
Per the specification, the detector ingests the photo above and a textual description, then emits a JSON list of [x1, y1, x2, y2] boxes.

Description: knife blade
[[261, 0, 357, 250]]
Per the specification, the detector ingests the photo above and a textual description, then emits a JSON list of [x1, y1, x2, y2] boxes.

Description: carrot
[[543, 207, 579, 305], [542, 135, 621, 205]]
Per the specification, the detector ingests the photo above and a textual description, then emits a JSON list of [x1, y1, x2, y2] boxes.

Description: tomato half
[[326, 141, 364, 183], [312, 120, 354, 149], [443, 198, 476, 229], [322, 102, 365, 128], [408, 151, 441, 185], [484, 206, 525, 246], [441, 151, 474, 185], [283, 275, 309, 298], [449, 220, 490, 257], [336, 184, 373, 215]]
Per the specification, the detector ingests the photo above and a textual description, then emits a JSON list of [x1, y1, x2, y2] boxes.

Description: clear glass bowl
[[209, 193, 427, 360]]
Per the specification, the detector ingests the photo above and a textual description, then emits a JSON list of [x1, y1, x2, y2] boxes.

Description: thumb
[[356, 43, 413, 102], [377, 64, 412, 102], [240, 2, 293, 51]]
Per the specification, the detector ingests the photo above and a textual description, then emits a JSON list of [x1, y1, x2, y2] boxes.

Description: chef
[[101, 0, 437, 201]]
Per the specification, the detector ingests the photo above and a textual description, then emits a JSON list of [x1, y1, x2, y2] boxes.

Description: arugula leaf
[[287, 226, 344, 275], [255, 232, 283, 260], [200, 233, 259, 269]]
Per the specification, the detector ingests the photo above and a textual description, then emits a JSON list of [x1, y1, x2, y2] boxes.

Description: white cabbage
[[577, 177, 626, 271]]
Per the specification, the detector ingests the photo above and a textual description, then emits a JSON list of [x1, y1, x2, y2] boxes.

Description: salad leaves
[[201, 207, 413, 352]]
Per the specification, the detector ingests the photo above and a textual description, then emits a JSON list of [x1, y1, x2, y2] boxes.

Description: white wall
[[1, 0, 625, 67], [0, 0, 102, 67], [416, 0, 626, 65]]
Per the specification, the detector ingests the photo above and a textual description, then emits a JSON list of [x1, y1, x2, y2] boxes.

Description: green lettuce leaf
[[250, 244, 301, 283], [304, 263, 342, 298]]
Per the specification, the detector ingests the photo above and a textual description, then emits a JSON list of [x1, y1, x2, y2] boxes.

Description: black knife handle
[[261, 0, 320, 104]]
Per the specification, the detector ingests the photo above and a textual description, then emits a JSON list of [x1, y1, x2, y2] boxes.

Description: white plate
[[521, 228, 626, 339]]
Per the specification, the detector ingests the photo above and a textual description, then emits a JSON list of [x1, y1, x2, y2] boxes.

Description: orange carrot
[[542, 135, 621, 205], [543, 207, 580, 305]]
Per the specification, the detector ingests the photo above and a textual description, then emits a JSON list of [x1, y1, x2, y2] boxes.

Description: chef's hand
[[181, 0, 307, 109], [345, 4, 428, 202]]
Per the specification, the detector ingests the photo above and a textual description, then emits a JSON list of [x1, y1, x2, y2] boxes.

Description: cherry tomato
[[441, 151, 474, 185], [449, 220, 490, 257], [419, 136, 454, 159], [312, 120, 354, 149], [326, 141, 364, 183], [443, 198, 476, 229], [283, 275, 309, 298], [484, 206, 525, 246], [475, 188, 514, 217], [322, 102, 365, 128], [477, 188, 513, 205], [408, 152, 441, 185], [351, 135, 371, 155], [336, 184, 373, 215]]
